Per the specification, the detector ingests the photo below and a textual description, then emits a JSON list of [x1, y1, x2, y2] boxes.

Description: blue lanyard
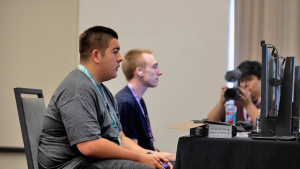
[[78, 64, 117, 128]]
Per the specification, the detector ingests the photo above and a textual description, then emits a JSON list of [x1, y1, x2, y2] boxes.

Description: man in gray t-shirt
[[38, 26, 172, 169], [38, 69, 122, 168]]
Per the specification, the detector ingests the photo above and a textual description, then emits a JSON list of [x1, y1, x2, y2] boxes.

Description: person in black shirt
[[116, 49, 176, 162], [207, 61, 262, 125]]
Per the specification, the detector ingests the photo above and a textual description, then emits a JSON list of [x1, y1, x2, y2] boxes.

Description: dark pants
[[75, 158, 153, 169]]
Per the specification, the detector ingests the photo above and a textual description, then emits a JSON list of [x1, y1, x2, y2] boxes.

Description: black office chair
[[14, 88, 46, 169]]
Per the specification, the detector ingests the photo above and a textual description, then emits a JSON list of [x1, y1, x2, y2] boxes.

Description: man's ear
[[91, 49, 102, 64], [136, 67, 143, 77]]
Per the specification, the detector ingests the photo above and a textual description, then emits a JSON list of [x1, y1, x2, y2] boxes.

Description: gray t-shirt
[[38, 69, 122, 169]]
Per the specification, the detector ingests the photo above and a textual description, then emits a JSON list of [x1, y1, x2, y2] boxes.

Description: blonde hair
[[122, 49, 153, 80]]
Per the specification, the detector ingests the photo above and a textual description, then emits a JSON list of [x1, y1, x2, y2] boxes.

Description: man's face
[[239, 75, 261, 100], [141, 53, 162, 87], [99, 38, 122, 81]]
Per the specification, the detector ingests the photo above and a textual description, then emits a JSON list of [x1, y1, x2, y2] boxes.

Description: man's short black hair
[[237, 61, 262, 79], [79, 26, 118, 62]]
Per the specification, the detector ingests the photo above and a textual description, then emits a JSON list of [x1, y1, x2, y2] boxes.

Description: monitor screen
[[261, 43, 280, 118]]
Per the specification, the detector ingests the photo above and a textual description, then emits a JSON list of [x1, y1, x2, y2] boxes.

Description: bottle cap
[[229, 100, 234, 105]]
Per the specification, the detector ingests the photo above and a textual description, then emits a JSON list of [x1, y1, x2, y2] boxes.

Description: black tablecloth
[[175, 136, 300, 169]]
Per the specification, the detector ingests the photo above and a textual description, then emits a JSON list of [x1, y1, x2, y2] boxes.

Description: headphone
[[139, 71, 144, 77]]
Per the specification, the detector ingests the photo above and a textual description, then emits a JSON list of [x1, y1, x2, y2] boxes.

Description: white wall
[[79, 0, 229, 153], [0, 0, 79, 168], [0, 1, 230, 167]]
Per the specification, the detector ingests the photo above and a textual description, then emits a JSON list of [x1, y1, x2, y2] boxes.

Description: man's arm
[[76, 136, 166, 169], [121, 131, 174, 168], [243, 103, 259, 125], [120, 131, 149, 154], [129, 137, 176, 161], [131, 138, 138, 144], [238, 87, 259, 125], [77, 136, 142, 159], [207, 86, 227, 121], [154, 149, 176, 161]]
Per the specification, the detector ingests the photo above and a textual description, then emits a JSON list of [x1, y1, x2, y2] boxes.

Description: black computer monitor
[[276, 57, 295, 136], [261, 42, 280, 119], [260, 42, 278, 137], [293, 67, 300, 119], [260, 41, 296, 138], [292, 66, 300, 133]]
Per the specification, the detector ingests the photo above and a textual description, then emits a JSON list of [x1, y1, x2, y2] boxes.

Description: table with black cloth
[[175, 135, 300, 169]]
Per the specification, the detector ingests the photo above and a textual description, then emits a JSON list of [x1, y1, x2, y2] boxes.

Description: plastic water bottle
[[256, 115, 261, 133], [225, 100, 237, 125]]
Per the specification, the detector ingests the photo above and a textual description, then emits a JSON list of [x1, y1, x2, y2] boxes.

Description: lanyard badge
[[78, 64, 117, 128], [127, 82, 154, 142]]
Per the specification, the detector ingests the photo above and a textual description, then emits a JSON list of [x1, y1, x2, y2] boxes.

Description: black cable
[[269, 55, 285, 79], [267, 114, 277, 127], [270, 107, 279, 114], [269, 98, 279, 115], [275, 55, 285, 66], [266, 44, 279, 56], [266, 98, 279, 128]]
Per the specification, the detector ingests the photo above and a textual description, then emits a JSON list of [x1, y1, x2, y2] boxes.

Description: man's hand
[[238, 87, 252, 107], [150, 152, 174, 169], [220, 86, 228, 104], [150, 153, 173, 169], [153, 149, 176, 162], [238, 86, 260, 124], [137, 154, 165, 169]]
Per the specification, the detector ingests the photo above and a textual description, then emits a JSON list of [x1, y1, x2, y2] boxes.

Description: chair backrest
[[14, 88, 46, 169]]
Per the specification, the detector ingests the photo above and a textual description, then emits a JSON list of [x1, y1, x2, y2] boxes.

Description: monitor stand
[[250, 135, 297, 141]]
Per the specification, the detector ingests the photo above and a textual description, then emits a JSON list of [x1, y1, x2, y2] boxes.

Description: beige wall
[[0, 0, 79, 168], [0, 152, 27, 169], [0, 0, 229, 167], [79, 0, 230, 154]]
